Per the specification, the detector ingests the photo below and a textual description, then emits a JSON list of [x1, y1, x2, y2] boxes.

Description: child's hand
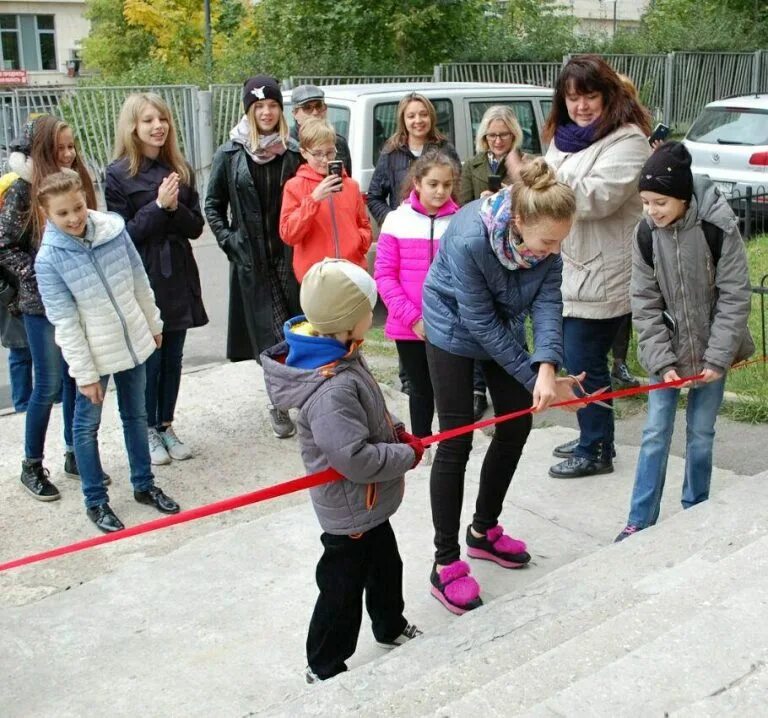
[[700, 368, 723, 383], [80, 382, 104, 405], [411, 319, 425, 339], [311, 174, 342, 202], [396, 426, 425, 467], [662, 369, 692, 388], [153, 334, 163, 348]]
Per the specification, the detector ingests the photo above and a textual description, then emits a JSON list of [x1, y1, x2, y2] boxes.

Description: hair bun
[[518, 157, 557, 191]]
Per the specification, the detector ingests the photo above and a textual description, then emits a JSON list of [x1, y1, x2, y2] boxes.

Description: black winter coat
[[105, 157, 208, 333], [366, 140, 460, 225], [204, 140, 302, 361]]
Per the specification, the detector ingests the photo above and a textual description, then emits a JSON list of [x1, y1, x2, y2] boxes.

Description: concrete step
[[519, 576, 768, 716], [260, 471, 768, 717], [442, 534, 768, 716]]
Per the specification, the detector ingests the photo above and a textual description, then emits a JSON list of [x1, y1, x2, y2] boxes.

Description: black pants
[[395, 340, 434, 438], [307, 520, 407, 679], [611, 313, 632, 363], [426, 341, 532, 565]]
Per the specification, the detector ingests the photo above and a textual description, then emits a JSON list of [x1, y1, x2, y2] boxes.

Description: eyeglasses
[[299, 101, 326, 114], [486, 132, 513, 141], [306, 149, 337, 161]]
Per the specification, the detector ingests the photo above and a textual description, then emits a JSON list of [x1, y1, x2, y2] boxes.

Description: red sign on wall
[[0, 70, 28, 86]]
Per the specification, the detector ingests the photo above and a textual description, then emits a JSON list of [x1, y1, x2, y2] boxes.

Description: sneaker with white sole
[[148, 427, 171, 465], [269, 406, 296, 439], [422, 446, 433, 466], [161, 426, 193, 461], [305, 666, 322, 684], [376, 623, 423, 649]]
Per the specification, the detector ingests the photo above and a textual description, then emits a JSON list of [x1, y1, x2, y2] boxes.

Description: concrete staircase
[[260, 471, 768, 717]]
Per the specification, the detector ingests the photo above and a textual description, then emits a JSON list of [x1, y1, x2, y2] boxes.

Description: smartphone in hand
[[649, 123, 671, 146], [327, 160, 344, 192]]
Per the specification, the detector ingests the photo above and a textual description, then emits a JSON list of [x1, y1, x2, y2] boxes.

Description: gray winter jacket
[[631, 176, 754, 379], [261, 341, 415, 535]]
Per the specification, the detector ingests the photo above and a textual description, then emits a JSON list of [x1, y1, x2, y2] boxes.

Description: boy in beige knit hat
[[260, 258, 424, 683]]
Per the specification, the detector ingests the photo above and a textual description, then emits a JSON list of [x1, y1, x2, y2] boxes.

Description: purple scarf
[[554, 121, 599, 153]]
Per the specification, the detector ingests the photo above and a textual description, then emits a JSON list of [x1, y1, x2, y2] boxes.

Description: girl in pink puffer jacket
[[374, 151, 459, 444]]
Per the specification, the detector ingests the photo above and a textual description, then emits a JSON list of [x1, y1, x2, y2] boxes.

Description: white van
[[283, 82, 555, 192]]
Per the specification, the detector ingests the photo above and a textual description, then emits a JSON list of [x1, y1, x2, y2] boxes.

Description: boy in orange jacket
[[279, 119, 372, 282]]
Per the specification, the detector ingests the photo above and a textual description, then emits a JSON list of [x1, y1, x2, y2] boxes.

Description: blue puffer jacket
[[35, 211, 163, 386], [422, 200, 564, 392]]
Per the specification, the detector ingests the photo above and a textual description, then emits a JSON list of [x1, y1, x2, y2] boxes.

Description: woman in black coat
[[366, 93, 460, 226], [204, 75, 302, 439], [106, 92, 207, 466]]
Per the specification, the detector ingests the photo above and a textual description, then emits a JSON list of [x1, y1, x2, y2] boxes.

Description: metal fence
[[437, 51, 768, 129], [286, 74, 431, 88], [0, 85, 200, 188], [210, 83, 241, 149], [729, 186, 768, 240], [437, 62, 562, 87]]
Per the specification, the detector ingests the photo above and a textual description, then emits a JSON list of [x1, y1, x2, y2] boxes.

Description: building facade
[[0, 0, 89, 86]]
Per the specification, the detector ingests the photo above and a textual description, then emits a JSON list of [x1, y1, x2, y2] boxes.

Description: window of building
[[0, 14, 57, 72], [0, 15, 21, 70]]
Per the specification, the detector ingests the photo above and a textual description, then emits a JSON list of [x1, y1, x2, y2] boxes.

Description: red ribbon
[[1, 362, 763, 574]]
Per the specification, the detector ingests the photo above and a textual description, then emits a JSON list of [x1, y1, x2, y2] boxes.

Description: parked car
[[683, 94, 768, 202], [283, 82, 555, 192]]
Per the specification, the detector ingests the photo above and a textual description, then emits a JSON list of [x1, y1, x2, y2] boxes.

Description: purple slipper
[[430, 560, 483, 615], [466, 524, 531, 568]]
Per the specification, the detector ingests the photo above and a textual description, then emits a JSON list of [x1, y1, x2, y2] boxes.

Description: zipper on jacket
[[88, 250, 140, 366], [674, 227, 698, 375], [328, 196, 341, 258], [429, 215, 436, 264]]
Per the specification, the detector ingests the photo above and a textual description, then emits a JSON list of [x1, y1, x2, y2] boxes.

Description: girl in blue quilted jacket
[[35, 169, 181, 534]]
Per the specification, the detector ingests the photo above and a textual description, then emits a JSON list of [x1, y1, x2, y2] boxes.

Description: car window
[[541, 100, 553, 125], [283, 103, 351, 140], [687, 107, 768, 146], [372, 99, 454, 164], [469, 100, 542, 155]]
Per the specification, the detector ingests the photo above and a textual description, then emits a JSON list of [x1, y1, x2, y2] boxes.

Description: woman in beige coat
[[544, 55, 651, 478]]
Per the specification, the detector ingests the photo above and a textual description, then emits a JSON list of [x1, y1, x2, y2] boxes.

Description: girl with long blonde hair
[[106, 92, 207, 467]]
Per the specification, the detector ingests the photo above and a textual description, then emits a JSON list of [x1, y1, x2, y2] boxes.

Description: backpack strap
[[637, 218, 654, 268], [637, 217, 723, 269], [701, 220, 723, 267]]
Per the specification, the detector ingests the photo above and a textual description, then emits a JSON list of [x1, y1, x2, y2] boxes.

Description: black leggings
[[395, 340, 434, 438], [426, 341, 533, 565]]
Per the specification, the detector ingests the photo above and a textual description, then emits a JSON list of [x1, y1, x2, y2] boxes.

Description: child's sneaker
[[422, 446, 433, 466], [466, 524, 530, 568], [430, 560, 483, 615], [305, 666, 322, 684], [376, 623, 423, 649], [614, 524, 641, 543], [64, 450, 112, 486], [161, 426, 192, 461]]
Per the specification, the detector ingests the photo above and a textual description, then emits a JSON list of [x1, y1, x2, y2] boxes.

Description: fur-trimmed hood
[[8, 152, 33, 183]]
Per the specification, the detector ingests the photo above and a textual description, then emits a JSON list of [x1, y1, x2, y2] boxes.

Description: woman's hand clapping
[[157, 172, 179, 210]]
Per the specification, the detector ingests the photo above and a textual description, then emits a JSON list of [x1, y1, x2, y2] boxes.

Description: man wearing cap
[[290, 84, 352, 176]]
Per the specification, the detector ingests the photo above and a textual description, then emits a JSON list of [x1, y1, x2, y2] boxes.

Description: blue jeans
[[563, 315, 627, 460], [628, 376, 725, 528], [23, 314, 75, 461], [145, 329, 186, 427], [8, 346, 33, 412], [75, 362, 155, 508]]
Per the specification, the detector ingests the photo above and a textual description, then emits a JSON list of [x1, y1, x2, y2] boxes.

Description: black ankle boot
[[20, 460, 60, 501]]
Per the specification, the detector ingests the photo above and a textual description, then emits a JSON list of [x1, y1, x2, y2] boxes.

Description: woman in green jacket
[[458, 105, 523, 206]]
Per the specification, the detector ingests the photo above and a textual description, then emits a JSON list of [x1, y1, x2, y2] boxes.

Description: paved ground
[[1, 358, 759, 717]]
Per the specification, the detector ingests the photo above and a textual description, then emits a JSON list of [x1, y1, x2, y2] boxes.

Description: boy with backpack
[[615, 142, 754, 542]]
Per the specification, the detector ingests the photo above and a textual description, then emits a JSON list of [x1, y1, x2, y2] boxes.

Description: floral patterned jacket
[[0, 152, 44, 316]]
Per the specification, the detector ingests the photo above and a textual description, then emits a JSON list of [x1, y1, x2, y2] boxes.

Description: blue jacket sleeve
[[450, 237, 538, 391], [529, 256, 564, 372]]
